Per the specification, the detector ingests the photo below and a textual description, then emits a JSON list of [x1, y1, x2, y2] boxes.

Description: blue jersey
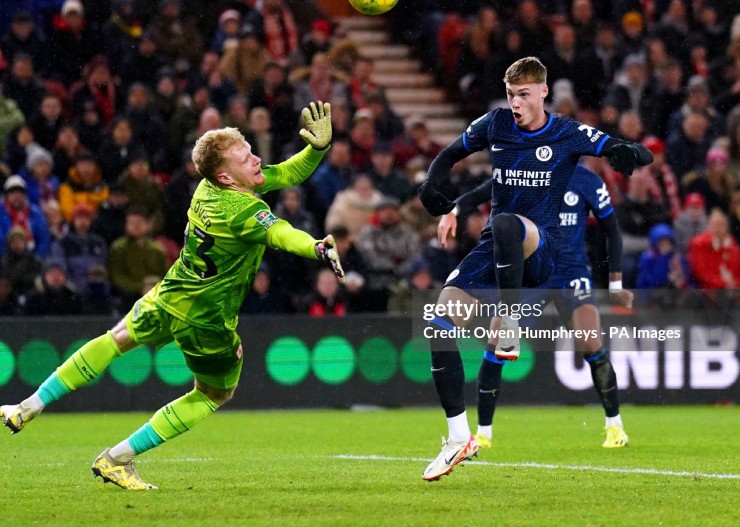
[[556, 165, 613, 272], [462, 109, 610, 239]]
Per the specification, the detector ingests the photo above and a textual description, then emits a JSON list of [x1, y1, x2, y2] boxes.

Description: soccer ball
[[348, 0, 398, 16]]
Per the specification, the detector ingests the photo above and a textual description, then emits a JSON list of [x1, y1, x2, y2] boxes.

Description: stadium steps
[[337, 16, 492, 175]]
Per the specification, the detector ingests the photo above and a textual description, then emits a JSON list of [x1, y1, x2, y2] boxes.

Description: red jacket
[[687, 232, 740, 289]]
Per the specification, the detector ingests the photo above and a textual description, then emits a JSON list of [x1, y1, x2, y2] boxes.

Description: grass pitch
[[1, 406, 738, 527]]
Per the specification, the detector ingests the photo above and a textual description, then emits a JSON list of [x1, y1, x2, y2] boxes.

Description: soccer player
[[417, 57, 652, 481], [437, 165, 633, 452], [1, 101, 345, 490]]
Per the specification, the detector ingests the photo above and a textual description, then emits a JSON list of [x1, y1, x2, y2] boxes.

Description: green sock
[[149, 389, 219, 441], [56, 332, 122, 391]]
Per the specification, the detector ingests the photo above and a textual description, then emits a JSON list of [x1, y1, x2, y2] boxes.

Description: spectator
[[388, 258, 441, 314], [246, 62, 291, 111], [328, 97, 351, 141], [603, 54, 655, 122], [616, 110, 644, 143], [19, 147, 59, 210], [293, 18, 333, 68], [710, 33, 740, 114], [646, 58, 685, 139], [667, 76, 724, 143], [58, 152, 109, 221], [542, 24, 579, 91], [457, 6, 501, 115], [108, 209, 167, 310], [24, 260, 84, 316], [70, 56, 122, 127], [310, 139, 355, 215], [100, 0, 144, 73], [366, 92, 404, 142], [82, 264, 116, 316], [147, 0, 203, 65], [43, 199, 68, 243], [292, 52, 348, 114], [164, 149, 199, 241], [0, 226, 42, 296], [616, 169, 672, 287], [0, 273, 19, 315], [119, 30, 166, 91], [52, 126, 84, 182], [118, 153, 166, 235], [324, 174, 383, 239], [122, 83, 168, 171], [91, 181, 129, 246], [96, 117, 144, 184], [392, 116, 442, 174], [636, 223, 689, 290], [0, 11, 45, 70], [328, 224, 367, 310], [3, 124, 39, 174], [0, 83, 25, 158], [274, 186, 318, 238], [348, 108, 376, 173], [513, 0, 552, 56], [245, 107, 280, 168], [570, 0, 597, 52], [240, 263, 286, 314], [169, 86, 211, 156], [74, 100, 107, 153], [219, 24, 269, 95], [300, 268, 347, 316], [666, 110, 712, 182], [186, 51, 238, 114], [355, 197, 421, 311], [51, 203, 107, 293], [655, 0, 691, 65], [223, 95, 250, 137], [28, 94, 65, 151], [152, 69, 180, 124], [483, 27, 527, 104], [261, 0, 299, 65], [347, 56, 379, 113], [0, 174, 50, 257], [367, 140, 413, 203], [210, 9, 241, 55], [682, 148, 734, 213], [399, 184, 438, 244], [48, 0, 99, 86], [687, 209, 740, 289], [640, 135, 681, 221], [184, 107, 223, 148], [724, 106, 740, 177], [674, 192, 708, 254], [618, 11, 645, 58], [730, 189, 740, 245], [3, 54, 45, 120]]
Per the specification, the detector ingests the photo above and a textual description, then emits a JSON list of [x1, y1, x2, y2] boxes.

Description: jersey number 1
[[182, 223, 218, 278]]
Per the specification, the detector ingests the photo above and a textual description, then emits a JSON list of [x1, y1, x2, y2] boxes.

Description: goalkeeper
[[1, 101, 344, 490]]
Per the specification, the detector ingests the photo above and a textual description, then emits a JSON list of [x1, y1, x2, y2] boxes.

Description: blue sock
[[127, 423, 165, 455], [35, 374, 71, 406]]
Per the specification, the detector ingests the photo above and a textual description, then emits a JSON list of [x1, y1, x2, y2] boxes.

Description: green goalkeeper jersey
[[153, 145, 327, 331]]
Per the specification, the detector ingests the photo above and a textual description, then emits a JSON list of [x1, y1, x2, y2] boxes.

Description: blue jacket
[[0, 202, 51, 257], [636, 224, 688, 289]]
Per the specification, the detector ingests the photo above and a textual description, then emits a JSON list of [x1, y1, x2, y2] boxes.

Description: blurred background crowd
[[0, 0, 739, 317]]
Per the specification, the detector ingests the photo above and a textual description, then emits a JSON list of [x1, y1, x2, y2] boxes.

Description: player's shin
[[491, 214, 524, 306], [477, 347, 505, 432], [585, 348, 620, 422], [429, 315, 469, 440]]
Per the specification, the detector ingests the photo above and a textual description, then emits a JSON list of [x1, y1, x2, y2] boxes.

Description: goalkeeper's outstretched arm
[[265, 221, 345, 283]]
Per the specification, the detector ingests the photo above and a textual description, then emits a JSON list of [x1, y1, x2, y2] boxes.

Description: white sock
[[605, 414, 623, 429], [447, 411, 471, 442], [21, 394, 45, 415], [476, 425, 492, 439], [109, 440, 136, 464]]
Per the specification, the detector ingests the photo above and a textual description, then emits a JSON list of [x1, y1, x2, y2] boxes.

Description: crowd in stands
[[1, 0, 739, 318]]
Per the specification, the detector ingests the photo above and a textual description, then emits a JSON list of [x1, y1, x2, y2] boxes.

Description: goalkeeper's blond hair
[[192, 127, 245, 185]]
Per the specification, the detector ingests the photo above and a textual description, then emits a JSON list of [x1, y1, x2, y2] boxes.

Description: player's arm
[[600, 137, 654, 176], [256, 101, 331, 193], [595, 212, 633, 308], [265, 220, 345, 283], [418, 136, 470, 216], [438, 179, 493, 247]]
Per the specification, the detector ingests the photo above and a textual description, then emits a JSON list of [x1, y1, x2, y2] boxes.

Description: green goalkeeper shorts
[[125, 285, 243, 389]]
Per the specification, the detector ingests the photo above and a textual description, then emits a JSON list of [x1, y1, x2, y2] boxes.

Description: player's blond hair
[[191, 127, 245, 184], [504, 57, 548, 85]]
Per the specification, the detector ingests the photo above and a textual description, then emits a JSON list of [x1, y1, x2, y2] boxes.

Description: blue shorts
[[445, 227, 557, 303], [520, 266, 597, 325]]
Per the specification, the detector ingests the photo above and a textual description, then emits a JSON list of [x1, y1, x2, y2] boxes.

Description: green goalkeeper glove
[[314, 235, 345, 284], [299, 101, 332, 150]]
